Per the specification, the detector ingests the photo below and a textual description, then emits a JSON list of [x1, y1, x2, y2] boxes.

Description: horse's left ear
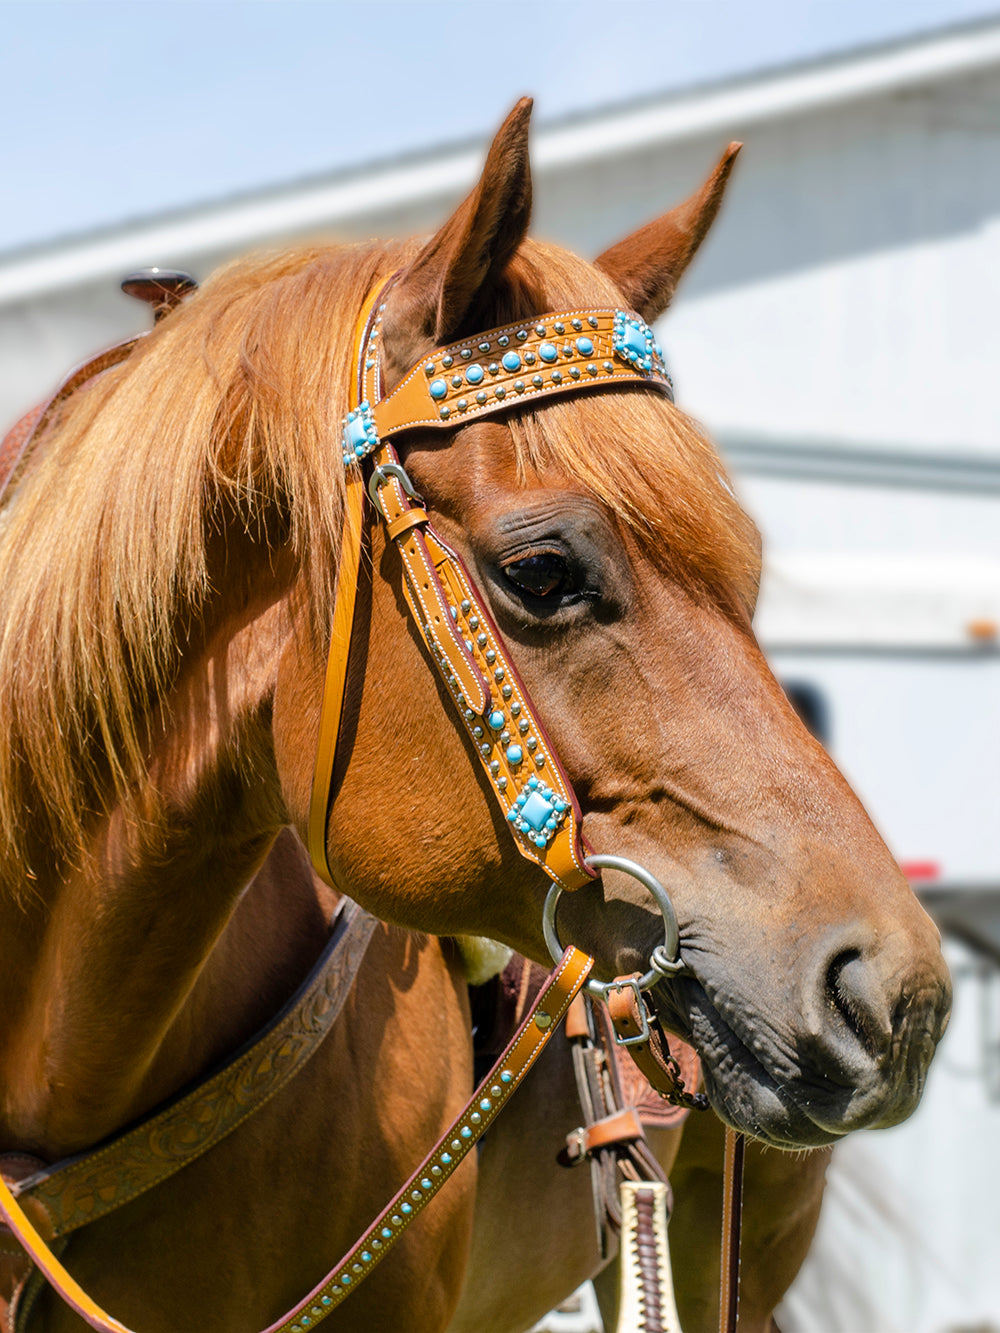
[[380, 98, 534, 384], [594, 142, 741, 323]]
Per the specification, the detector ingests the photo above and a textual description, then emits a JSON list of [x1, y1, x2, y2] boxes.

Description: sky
[[3, 0, 1000, 256]]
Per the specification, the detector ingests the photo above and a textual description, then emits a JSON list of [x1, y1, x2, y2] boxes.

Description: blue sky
[[3, 0, 1000, 255]]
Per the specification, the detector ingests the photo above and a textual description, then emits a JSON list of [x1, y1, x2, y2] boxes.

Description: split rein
[[0, 274, 743, 1333]]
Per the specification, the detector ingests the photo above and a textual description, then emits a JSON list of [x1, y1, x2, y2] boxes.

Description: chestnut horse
[[0, 100, 950, 1333]]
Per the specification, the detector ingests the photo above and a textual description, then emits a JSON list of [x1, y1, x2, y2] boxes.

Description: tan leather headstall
[[309, 287, 674, 895]]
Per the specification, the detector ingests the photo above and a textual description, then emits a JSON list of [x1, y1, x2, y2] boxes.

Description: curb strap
[[0, 946, 593, 1333], [605, 976, 709, 1112], [719, 1128, 744, 1333], [560, 994, 671, 1261], [613, 1181, 684, 1333], [2, 901, 377, 1244]]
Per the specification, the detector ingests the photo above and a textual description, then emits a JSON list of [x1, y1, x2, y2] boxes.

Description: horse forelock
[[489, 242, 761, 613]]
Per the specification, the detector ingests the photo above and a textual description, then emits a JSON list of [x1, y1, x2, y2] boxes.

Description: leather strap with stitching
[[2, 900, 377, 1244], [0, 946, 593, 1333]]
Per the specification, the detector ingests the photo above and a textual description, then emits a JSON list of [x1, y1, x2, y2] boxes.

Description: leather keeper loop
[[385, 507, 429, 543]]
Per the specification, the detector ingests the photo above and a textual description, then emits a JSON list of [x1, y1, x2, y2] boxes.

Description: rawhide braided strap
[[309, 289, 674, 893]]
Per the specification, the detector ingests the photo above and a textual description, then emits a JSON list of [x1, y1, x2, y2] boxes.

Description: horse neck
[[0, 567, 313, 1160]]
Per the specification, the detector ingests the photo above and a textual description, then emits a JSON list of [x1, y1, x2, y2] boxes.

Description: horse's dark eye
[[502, 552, 572, 598]]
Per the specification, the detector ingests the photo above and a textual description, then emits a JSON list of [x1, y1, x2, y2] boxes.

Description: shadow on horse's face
[[274, 100, 950, 1151]]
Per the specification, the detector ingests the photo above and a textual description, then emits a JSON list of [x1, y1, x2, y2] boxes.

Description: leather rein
[[0, 275, 742, 1333]]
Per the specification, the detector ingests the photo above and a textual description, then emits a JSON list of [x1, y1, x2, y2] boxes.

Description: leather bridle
[[0, 273, 744, 1333]]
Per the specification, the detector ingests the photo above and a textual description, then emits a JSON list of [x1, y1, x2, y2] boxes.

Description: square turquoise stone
[[520, 790, 555, 831]]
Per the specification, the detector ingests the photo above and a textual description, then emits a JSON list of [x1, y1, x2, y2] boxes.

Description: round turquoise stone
[[466, 364, 484, 384], [575, 336, 594, 355], [501, 351, 521, 372], [539, 342, 558, 363], [506, 744, 523, 765], [429, 379, 447, 399], [488, 710, 505, 730]]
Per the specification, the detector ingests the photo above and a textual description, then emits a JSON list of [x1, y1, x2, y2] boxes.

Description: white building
[[3, 19, 999, 1332]]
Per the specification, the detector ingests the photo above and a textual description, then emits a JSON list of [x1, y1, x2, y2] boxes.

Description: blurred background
[[3, 3, 1000, 1330]]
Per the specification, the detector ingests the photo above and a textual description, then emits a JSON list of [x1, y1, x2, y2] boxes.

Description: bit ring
[[543, 854, 685, 1000]]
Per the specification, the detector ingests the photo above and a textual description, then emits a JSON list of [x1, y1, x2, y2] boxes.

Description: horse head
[[275, 100, 950, 1150]]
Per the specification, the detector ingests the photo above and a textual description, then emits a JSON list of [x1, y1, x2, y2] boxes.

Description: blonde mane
[[0, 234, 757, 880]]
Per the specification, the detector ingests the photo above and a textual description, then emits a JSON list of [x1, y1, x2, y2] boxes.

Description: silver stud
[[461, 348, 472, 359], [477, 633, 488, 647], [486, 649, 497, 664], [442, 354, 453, 367], [510, 701, 521, 716], [479, 341, 491, 353], [473, 726, 484, 739], [494, 668, 505, 682], [502, 684, 513, 699], [527, 737, 537, 751], [498, 334, 510, 347], [589, 315, 599, 327], [535, 755, 546, 768], [497, 777, 507, 791], [468, 615, 479, 630], [519, 719, 530, 735]]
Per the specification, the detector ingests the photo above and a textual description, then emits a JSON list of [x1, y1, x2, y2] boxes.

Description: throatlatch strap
[[0, 947, 593, 1333]]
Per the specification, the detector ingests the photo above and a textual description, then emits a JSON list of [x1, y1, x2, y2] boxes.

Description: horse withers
[[0, 99, 949, 1332]]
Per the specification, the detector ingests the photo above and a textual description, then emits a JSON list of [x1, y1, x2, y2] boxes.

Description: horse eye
[[502, 552, 573, 599]]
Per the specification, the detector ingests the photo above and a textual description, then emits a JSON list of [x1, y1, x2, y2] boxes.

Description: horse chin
[[651, 980, 847, 1150]]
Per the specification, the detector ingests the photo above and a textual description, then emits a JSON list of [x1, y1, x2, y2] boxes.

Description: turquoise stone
[[488, 710, 505, 730], [575, 337, 594, 355], [501, 1071, 513, 1083], [361, 1252, 371, 1263], [343, 414, 369, 453], [460, 1126, 472, 1139], [539, 342, 558, 363], [466, 364, 484, 384], [506, 745, 523, 765], [441, 1152, 453, 1164], [341, 1275, 352, 1285], [480, 1098, 492, 1111], [501, 351, 521, 372], [520, 790, 555, 831], [421, 1178, 433, 1190], [429, 379, 447, 399], [623, 322, 648, 360]]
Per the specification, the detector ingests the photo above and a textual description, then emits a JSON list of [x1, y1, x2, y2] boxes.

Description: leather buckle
[[606, 978, 651, 1047]]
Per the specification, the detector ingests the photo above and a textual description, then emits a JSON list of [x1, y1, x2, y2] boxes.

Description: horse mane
[[0, 233, 757, 885]]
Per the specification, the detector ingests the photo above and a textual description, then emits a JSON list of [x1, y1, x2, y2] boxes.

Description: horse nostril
[[826, 949, 893, 1059]]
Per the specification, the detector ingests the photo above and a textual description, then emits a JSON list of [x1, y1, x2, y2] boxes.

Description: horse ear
[[381, 98, 533, 382], [594, 142, 741, 323]]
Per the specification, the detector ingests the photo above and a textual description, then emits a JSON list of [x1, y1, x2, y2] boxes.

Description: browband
[[308, 288, 673, 894]]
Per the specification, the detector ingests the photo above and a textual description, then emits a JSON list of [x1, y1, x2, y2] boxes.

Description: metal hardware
[[367, 462, 422, 517], [542, 854, 685, 1000], [605, 977, 651, 1046]]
